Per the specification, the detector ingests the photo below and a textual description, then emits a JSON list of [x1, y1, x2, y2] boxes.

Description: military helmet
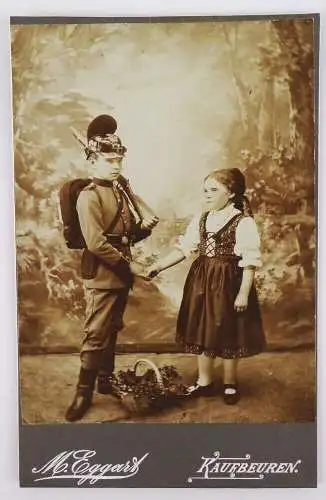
[[86, 114, 127, 158], [87, 114, 117, 141]]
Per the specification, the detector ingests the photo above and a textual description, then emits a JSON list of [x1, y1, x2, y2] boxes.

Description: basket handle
[[134, 358, 164, 394]]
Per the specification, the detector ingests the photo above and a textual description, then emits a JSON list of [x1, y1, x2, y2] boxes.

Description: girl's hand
[[234, 292, 248, 313], [144, 264, 162, 280]]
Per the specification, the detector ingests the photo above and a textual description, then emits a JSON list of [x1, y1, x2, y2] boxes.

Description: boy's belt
[[104, 233, 132, 245]]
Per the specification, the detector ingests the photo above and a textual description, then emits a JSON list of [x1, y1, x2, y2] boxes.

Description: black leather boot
[[65, 368, 97, 422]]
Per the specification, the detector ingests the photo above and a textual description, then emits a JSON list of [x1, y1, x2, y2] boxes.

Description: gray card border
[[10, 13, 321, 24]]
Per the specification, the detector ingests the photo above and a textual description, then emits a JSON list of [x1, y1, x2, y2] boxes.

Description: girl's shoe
[[223, 384, 240, 405], [186, 382, 215, 398]]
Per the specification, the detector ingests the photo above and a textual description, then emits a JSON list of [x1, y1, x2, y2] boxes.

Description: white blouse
[[177, 204, 262, 268]]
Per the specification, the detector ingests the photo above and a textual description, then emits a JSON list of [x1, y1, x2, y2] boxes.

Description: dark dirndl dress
[[176, 213, 266, 359]]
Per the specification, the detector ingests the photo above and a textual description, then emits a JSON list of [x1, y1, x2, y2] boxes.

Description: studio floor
[[19, 349, 315, 425]]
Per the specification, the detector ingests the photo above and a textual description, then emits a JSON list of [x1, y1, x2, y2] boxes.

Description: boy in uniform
[[65, 114, 157, 422]]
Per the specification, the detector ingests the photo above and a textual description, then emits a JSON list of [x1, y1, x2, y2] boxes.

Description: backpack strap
[[104, 183, 124, 235], [117, 176, 143, 222]]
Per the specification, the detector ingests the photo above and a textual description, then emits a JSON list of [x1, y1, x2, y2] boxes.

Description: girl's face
[[204, 177, 234, 211], [91, 153, 123, 180]]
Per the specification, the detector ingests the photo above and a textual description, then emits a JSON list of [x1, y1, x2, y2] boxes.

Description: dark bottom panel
[[19, 423, 317, 488]]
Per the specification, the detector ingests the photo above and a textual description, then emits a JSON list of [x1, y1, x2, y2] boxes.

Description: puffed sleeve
[[235, 217, 262, 268], [175, 214, 201, 258]]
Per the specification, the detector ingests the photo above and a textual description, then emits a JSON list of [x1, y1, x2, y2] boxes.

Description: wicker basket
[[112, 358, 187, 416]]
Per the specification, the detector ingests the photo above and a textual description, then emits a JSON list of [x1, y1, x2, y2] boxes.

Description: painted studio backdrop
[[12, 19, 316, 424]]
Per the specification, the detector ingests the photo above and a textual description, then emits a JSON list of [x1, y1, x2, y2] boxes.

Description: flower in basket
[[110, 361, 188, 415]]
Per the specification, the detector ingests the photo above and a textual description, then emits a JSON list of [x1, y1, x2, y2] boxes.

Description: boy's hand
[[234, 292, 249, 313], [141, 216, 159, 230]]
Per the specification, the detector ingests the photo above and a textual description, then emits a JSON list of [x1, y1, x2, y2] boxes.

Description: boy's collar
[[92, 177, 114, 187]]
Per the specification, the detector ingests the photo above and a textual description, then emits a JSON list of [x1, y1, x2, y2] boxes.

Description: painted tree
[[272, 19, 315, 207], [226, 19, 316, 284], [272, 19, 315, 279], [221, 22, 264, 151]]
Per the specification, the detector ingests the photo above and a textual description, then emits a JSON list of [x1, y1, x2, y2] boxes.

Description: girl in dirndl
[[146, 168, 266, 404]]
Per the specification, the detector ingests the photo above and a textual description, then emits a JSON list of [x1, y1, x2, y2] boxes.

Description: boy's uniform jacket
[[77, 179, 135, 290]]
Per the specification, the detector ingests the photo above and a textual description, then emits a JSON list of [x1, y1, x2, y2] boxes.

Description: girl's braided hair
[[205, 168, 253, 217]]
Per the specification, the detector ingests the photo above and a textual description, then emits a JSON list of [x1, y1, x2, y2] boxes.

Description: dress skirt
[[176, 255, 266, 359]]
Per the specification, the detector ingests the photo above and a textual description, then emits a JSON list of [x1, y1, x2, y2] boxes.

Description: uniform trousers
[[80, 288, 129, 372]]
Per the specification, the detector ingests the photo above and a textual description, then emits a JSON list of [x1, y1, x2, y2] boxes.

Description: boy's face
[[204, 177, 234, 211], [91, 153, 123, 181]]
